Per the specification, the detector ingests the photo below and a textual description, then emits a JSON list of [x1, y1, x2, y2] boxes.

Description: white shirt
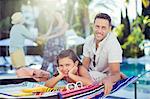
[[83, 32, 122, 73]]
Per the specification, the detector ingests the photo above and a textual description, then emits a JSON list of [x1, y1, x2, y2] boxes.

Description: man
[[82, 13, 123, 95]]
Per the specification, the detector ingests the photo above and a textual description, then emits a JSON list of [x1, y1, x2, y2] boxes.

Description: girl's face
[[58, 57, 76, 77]]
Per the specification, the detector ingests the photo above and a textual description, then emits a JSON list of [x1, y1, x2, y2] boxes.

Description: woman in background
[[41, 11, 68, 74]]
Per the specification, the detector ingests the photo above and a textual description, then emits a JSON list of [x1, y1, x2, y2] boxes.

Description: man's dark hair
[[94, 13, 111, 25]]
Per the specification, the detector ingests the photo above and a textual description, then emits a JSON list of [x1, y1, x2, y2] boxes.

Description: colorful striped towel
[[60, 76, 138, 99], [0, 76, 137, 98]]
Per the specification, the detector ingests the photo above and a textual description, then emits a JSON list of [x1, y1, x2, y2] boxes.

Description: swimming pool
[[121, 62, 146, 76], [121, 62, 150, 93]]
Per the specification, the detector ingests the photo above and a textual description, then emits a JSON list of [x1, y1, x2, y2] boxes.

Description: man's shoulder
[[107, 32, 120, 43], [105, 32, 121, 48], [85, 34, 94, 41], [84, 35, 94, 46]]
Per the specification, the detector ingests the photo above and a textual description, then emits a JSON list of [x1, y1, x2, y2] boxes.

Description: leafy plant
[[113, 24, 124, 44], [122, 26, 144, 57], [114, 15, 150, 57], [122, 15, 149, 57], [0, 17, 11, 32]]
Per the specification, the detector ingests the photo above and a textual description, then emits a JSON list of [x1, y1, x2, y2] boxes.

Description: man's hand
[[99, 63, 121, 95], [120, 72, 127, 79], [99, 77, 113, 96]]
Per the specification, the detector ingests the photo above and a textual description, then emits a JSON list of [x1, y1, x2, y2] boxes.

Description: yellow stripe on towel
[[13, 92, 33, 97], [22, 86, 49, 93], [22, 86, 66, 93]]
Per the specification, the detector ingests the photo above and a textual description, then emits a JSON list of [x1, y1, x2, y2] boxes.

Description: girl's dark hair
[[94, 13, 111, 25], [56, 49, 82, 66]]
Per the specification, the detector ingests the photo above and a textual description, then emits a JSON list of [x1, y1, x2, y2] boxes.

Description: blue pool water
[[121, 62, 146, 77], [121, 62, 150, 93]]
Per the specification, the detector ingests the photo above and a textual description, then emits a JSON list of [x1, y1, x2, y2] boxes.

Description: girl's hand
[[57, 67, 65, 79], [68, 65, 78, 75]]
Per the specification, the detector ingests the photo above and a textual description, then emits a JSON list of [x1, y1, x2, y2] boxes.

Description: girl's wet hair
[[56, 49, 82, 66]]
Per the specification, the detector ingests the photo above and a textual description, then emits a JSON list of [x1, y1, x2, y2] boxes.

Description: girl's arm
[[68, 66, 93, 86], [45, 74, 63, 88]]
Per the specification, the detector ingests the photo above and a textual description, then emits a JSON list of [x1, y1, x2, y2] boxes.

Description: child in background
[[45, 49, 93, 88]]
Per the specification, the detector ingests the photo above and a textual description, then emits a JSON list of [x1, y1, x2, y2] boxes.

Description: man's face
[[93, 18, 111, 42]]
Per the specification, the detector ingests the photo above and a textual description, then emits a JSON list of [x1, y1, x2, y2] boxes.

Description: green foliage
[[122, 26, 144, 57], [132, 15, 150, 32], [70, 0, 91, 38], [122, 15, 149, 58], [0, 17, 11, 31], [113, 24, 124, 40], [114, 15, 149, 58]]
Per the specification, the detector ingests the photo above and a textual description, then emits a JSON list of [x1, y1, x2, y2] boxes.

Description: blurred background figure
[[9, 12, 37, 69], [9, 12, 50, 81], [40, 11, 69, 75]]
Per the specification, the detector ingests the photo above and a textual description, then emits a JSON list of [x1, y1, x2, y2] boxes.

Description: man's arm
[[107, 63, 121, 82], [82, 57, 91, 70], [100, 63, 121, 95]]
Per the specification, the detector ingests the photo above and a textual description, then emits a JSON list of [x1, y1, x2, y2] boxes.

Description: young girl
[[45, 49, 93, 88]]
